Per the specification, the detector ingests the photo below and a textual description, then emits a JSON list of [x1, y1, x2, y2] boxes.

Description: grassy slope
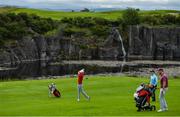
[[0, 76, 180, 116], [13, 8, 124, 20], [0, 7, 179, 20], [0, 7, 18, 13]]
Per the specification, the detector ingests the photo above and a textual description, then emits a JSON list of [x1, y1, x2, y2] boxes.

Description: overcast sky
[[0, 0, 180, 10]]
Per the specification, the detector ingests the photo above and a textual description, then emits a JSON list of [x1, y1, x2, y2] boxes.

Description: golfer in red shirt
[[77, 69, 90, 102]]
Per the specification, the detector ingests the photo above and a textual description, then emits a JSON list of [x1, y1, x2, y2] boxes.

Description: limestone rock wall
[[0, 26, 180, 67], [128, 26, 180, 60]]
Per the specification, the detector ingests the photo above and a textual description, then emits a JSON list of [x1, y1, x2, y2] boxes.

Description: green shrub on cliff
[[177, 14, 180, 25], [122, 8, 140, 25], [62, 26, 89, 37], [161, 14, 177, 25], [90, 26, 109, 37], [141, 15, 163, 25], [0, 12, 58, 46], [141, 13, 180, 26], [60, 17, 111, 38]]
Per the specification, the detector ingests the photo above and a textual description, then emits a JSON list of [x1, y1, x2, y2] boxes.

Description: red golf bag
[[53, 89, 61, 97]]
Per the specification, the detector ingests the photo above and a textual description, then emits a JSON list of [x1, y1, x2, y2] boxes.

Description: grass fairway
[[0, 76, 180, 116]]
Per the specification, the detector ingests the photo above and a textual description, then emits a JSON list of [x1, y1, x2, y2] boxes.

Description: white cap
[[79, 69, 84, 73]]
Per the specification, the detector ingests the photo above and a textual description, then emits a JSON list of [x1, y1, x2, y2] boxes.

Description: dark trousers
[[150, 85, 157, 102]]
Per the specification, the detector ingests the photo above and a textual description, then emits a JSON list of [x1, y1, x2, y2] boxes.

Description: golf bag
[[134, 84, 156, 111], [48, 83, 61, 98], [53, 89, 61, 97]]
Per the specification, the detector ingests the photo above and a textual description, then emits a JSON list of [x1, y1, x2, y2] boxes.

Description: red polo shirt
[[78, 71, 84, 85]]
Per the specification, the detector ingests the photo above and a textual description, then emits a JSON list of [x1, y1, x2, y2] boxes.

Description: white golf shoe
[[87, 96, 90, 101], [157, 109, 165, 112]]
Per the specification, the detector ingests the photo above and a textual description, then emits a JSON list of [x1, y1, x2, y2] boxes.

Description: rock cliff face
[[128, 26, 180, 60], [99, 27, 126, 60], [0, 26, 180, 66], [0, 36, 39, 66], [0, 28, 124, 66]]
